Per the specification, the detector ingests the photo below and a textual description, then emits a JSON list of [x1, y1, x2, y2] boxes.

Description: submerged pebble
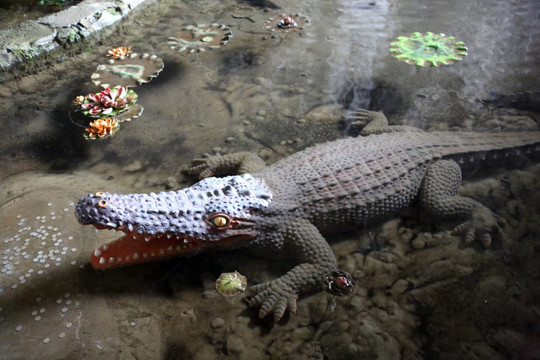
[[211, 317, 225, 329]]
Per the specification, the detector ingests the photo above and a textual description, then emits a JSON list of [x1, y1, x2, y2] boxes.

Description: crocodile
[[75, 110, 540, 321]]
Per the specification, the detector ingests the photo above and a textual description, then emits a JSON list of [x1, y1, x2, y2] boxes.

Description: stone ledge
[[0, 0, 152, 70]]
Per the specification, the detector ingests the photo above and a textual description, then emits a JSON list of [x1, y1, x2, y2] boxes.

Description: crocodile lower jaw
[[90, 232, 202, 269]]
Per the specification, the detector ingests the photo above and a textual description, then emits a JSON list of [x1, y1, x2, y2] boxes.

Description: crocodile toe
[[249, 281, 298, 322]]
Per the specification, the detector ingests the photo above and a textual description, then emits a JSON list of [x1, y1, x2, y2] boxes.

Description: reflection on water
[[1, 0, 539, 358]]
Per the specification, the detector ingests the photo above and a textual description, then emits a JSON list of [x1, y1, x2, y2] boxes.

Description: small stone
[[65, 322, 72, 328], [58, 332, 66, 338], [296, 118, 307, 124], [15, 325, 22, 332], [225, 137, 235, 143], [210, 317, 225, 329], [166, 177, 178, 189], [258, 149, 272, 160], [398, 227, 414, 242], [242, 120, 251, 126], [257, 110, 267, 116], [43, 337, 50, 344], [411, 236, 426, 249], [226, 335, 245, 354], [122, 160, 143, 173]]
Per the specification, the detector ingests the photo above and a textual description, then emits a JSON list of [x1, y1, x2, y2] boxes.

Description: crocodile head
[[75, 174, 272, 269]]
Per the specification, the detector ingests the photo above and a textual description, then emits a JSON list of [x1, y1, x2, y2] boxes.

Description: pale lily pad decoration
[[263, 13, 311, 33], [215, 271, 247, 297], [114, 103, 144, 123], [167, 24, 233, 53], [389, 32, 468, 67], [91, 52, 164, 88], [77, 87, 138, 118]]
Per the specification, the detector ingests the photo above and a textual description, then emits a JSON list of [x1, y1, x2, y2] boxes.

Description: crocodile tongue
[[90, 233, 201, 269]]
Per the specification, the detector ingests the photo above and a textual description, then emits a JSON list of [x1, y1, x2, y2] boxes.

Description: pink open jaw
[[90, 232, 202, 269]]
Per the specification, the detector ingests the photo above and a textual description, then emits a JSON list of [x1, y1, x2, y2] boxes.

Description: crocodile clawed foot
[[344, 109, 372, 131], [185, 154, 223, 179], [249, 281, 298, 322], [452, 206, 507, 247]]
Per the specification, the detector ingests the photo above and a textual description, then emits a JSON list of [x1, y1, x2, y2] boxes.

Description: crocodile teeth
[[94, 249, 102, 257], [99, 257, 106, 265], [127, 223, 134, 232]]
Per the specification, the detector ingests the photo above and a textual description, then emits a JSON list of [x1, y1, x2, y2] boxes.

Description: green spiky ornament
[[389, 32, 468, 67]]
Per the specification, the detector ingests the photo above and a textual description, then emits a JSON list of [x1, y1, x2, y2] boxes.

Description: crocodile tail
[[432, 131, 540, 166]]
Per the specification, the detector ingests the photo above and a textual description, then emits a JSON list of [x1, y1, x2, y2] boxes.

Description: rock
[[17, 76, 40, 94], [258, 149, 272, 159], [37, 2, 116, 28], [390, 279, 409, 295], [411, 236, 425, 249], [210, 317, 225, 329], [122, 160, 143, 173], [226, 334, 244, 354], [165, 177, 178, 190]]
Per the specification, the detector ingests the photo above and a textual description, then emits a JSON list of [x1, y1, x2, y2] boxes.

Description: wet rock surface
[[0, 0, 151, 70]]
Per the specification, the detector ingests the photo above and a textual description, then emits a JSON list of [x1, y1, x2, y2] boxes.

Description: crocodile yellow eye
[[210, 215, 228, 228], [97, 199, 108, 208]]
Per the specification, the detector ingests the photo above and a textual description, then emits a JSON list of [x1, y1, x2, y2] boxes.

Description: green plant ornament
[[389, 32, 468, 67], [215, 271, 247, 297]]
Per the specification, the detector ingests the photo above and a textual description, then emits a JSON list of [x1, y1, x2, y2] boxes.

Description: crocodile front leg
[[420, 159, 506, 247], [186, 152, 266, 179], [248, 219, 338, 322]]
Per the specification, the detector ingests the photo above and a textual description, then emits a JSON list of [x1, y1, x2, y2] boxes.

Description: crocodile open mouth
[[90, 231, 203, 269]]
